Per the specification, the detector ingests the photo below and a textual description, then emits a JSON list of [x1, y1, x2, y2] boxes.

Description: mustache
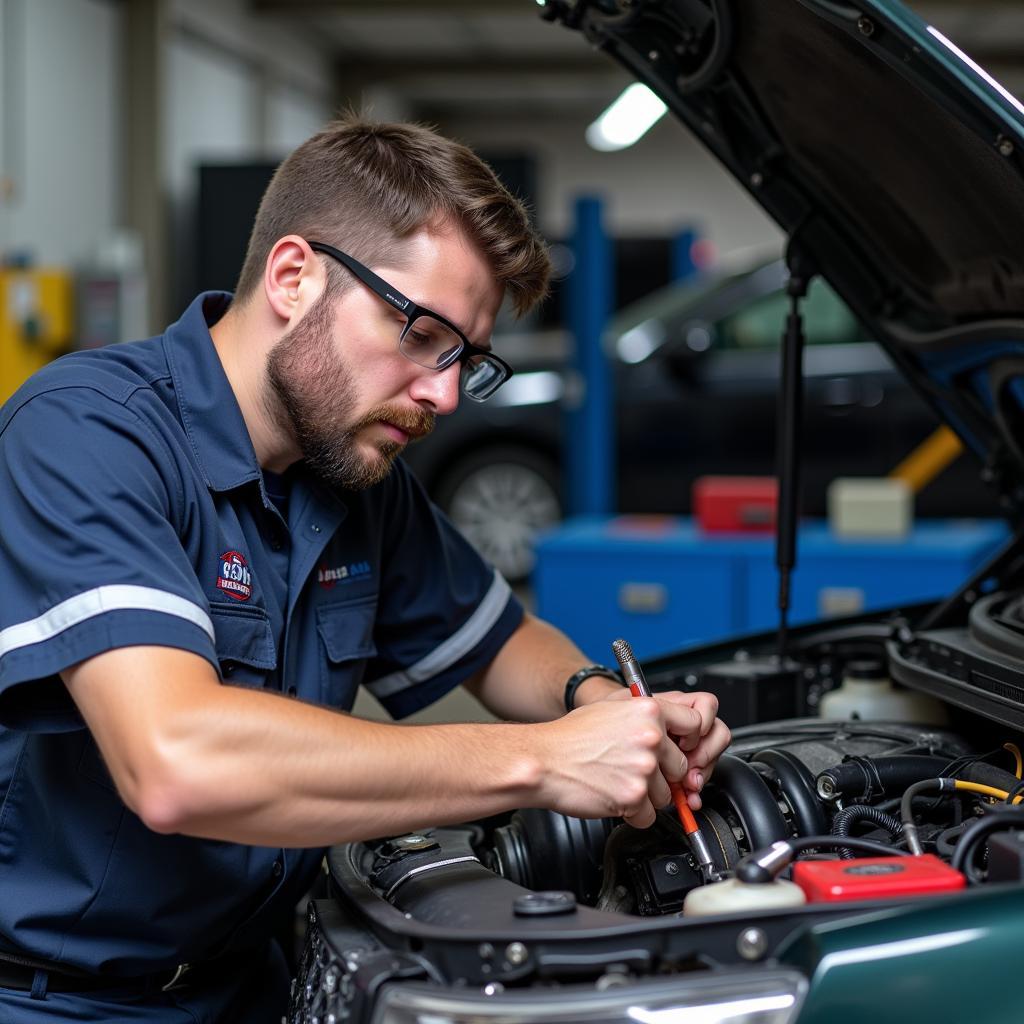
[[352, 404, 436, 440]]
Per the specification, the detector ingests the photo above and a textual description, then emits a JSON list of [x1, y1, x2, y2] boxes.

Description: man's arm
[[464, 612, 731, 807], [62, 641, 693, 845], [462, 613, 622, 721]]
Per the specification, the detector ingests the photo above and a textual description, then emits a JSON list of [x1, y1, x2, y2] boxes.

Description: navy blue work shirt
[[0, 292, 523, 975]]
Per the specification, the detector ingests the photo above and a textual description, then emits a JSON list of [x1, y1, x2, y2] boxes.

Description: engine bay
[[289, 583, 1024, 1024]]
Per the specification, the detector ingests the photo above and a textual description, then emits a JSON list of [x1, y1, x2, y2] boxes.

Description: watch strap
[[563, 665, 624, 713]]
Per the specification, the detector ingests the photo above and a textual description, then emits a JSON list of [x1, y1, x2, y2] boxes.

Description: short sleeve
[[0, 387, 217, 731], [361, 462, 523, 719]]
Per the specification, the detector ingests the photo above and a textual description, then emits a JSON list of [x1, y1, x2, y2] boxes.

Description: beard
[[264, 290, 435, 490]]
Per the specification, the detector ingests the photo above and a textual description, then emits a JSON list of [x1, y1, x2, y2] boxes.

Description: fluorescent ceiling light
[[586, 83, 667, 151]]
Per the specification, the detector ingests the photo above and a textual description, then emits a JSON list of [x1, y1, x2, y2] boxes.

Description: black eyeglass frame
[[307, 240, 513, 401]]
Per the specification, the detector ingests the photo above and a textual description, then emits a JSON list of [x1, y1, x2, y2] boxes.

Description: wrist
[[563, 665, 624, 713], [573, 673, 625, 708]]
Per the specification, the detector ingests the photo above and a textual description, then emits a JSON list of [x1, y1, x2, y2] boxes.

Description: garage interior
[[5, 0, 1021, 716], [6, 2, 1024, 1021]]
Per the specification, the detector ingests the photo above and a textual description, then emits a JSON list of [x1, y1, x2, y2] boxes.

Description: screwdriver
[[611, 638, 719, 881]]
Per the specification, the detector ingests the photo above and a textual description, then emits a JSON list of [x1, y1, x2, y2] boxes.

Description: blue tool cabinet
[[533, 516, 1009, 662]]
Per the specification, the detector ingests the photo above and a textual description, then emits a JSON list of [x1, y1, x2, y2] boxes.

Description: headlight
[[372, 968, 807, 1024]]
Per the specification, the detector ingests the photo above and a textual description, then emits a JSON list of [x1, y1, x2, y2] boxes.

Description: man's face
[[265, 226, 503, 490]]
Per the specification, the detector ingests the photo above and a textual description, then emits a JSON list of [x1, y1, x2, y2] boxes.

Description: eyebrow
[[416, 297, 491, 352]]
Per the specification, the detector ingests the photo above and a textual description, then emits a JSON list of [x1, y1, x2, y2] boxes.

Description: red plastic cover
[[792, 854, 966, 903]]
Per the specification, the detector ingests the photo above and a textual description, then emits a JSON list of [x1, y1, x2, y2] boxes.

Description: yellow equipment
[[0, 267, 74, 404], [889, 425, 963, 494]]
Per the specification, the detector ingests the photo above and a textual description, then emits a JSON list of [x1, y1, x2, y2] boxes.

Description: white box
[[827, 477, 913, 538]]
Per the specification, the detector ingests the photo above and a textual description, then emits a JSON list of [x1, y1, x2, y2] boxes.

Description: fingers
[[656, 700, 704, 749], [656, 691, 720, 748], [622, 798, 657, 829], [612, 703, 673, 828], [546, 688, 729, 830], [651, 691, 730, 810], [618, 758, 661, 829], [688, 717, 732, 778], [615, 692, 726, 824], [657, 732, 687, 785], [682, 718, 732, 807]]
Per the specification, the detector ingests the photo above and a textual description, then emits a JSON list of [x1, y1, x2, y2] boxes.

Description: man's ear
[[263, 236, 326, 324]]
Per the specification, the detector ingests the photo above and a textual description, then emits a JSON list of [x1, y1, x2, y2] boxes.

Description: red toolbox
[[693, 476, 778, 532]]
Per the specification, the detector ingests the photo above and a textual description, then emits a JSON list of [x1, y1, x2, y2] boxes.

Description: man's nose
[[409, 361, 461, 415]]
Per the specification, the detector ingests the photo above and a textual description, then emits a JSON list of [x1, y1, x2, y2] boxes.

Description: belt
[[0, 953, 234, 995]]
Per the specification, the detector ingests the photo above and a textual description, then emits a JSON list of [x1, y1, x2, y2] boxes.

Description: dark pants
[[0, 941, 290, 1023]]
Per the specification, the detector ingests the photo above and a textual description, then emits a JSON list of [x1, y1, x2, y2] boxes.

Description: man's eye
[[407, 329, 433, 347]]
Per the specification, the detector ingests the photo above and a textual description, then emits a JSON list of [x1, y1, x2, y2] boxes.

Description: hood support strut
[[775, 241, 816, 659]]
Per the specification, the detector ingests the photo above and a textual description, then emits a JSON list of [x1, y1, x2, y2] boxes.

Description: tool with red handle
[[611, 638, 719, 881]]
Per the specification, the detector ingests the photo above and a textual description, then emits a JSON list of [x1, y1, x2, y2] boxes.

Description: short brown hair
[[234, 116, 550, 316]]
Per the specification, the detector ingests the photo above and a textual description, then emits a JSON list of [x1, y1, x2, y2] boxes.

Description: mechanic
[[0, 116, 731, 1022]]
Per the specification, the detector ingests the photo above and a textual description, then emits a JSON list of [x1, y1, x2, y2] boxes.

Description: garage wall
[[0, 0, 336, 314], [444, 110, 784, 263], [164, 0, 335, 312], [166, 0, 336, 167], [0, 0, 122, 267]]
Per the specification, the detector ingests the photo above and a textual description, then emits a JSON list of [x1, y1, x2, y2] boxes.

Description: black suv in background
[[403, 255, 997, 580]]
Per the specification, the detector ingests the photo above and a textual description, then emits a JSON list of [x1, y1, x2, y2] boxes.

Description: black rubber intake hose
[[816, 755, 951, 802], [753, 747, 827, 838], [706, 754, 788, 850], [831, 804, 904, 859]]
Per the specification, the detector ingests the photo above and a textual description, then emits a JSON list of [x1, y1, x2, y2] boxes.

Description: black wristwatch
[[563, 665, 624, 713]]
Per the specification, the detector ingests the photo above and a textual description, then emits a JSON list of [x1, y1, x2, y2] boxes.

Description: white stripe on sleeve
[[0, 585, 215, 659], [367, 570, 512, 699]]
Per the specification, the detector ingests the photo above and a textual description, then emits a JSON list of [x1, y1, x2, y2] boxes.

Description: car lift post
[[564, 195, 614, 516]]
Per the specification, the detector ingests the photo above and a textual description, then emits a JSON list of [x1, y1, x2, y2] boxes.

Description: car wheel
[[434, 447, 563, 583]]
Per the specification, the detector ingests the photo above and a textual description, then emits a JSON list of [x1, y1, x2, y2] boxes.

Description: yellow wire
[[1004, 742, 1023, 780], [954, 780, 1023, 805]]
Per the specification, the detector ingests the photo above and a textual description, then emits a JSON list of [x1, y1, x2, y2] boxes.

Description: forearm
[[157, 684, 549, 846], [67, 646, 550, 847], [464, 612, 621, 721], [67, 643, 708, 848]]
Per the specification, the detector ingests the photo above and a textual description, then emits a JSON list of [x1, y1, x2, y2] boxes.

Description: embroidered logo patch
[[217, 550, 252, 601], [317, 560, 372, 589]]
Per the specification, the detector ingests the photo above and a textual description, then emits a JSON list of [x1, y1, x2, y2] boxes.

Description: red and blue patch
[[216, 550, 252, 601]]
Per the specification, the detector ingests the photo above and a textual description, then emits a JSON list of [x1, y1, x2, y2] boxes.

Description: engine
[[487, 715, 1024, 916]]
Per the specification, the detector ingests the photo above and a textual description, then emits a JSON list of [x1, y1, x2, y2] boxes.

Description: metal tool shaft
[[611, 638, 650, 697]]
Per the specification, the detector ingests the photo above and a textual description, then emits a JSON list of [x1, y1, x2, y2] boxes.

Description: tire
[[433, 446, 563, 583]]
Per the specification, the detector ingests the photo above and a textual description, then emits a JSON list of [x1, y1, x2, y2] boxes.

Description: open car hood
[[543, 0, 1024, 512]]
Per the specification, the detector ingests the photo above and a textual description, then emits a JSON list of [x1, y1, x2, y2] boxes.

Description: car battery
[[693, 476, 778, 532], [792, 854, 965, 903]]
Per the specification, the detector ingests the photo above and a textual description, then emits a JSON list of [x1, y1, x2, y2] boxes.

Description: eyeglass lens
[[399, 315, 506, 400], [460, 356, 504, 400]]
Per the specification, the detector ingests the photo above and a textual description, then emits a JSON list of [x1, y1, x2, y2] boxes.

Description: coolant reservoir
[[682, 877, 806, 916], [819, 659, 948, 724]]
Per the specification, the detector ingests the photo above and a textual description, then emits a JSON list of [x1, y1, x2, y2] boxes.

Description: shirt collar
[[162, 291, 263, 493]]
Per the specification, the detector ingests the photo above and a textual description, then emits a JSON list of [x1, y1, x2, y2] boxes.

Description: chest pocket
[[210, 603, 277, 688], [316, 595, 378, 709]]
